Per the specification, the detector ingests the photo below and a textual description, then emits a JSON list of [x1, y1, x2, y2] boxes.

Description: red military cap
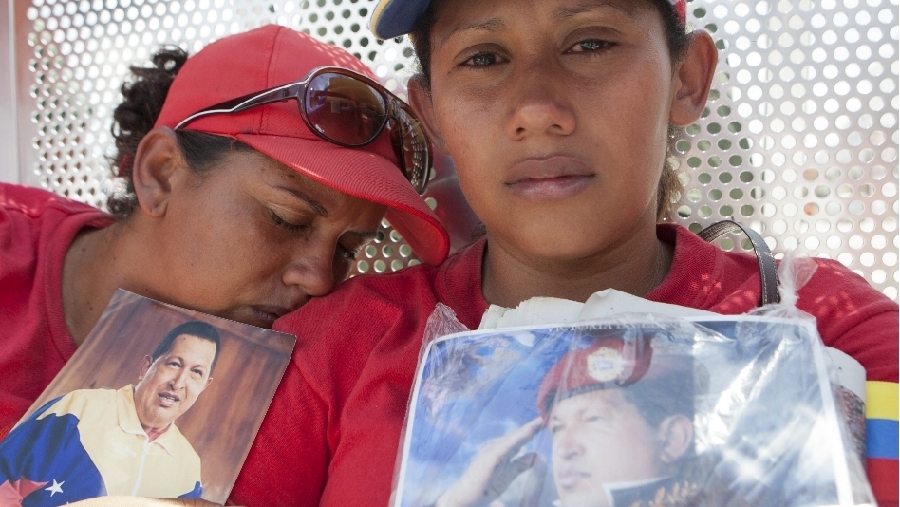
[[536, 332, 695, 422]]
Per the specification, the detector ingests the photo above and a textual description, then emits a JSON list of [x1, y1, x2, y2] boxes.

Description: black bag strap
[[698, 219, 780, 306]]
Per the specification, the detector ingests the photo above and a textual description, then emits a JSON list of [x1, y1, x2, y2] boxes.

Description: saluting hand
[[435, 417, 544, 507]]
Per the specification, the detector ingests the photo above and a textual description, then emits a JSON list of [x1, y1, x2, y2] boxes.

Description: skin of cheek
[[157, 183, 286, 313], [142, 156, 386, 325]]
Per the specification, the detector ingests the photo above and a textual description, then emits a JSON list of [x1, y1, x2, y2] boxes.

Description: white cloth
[[478, 289, 717, 329], [478, 289, 864, 400]]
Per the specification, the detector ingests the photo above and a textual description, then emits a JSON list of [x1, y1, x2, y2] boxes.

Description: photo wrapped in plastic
[[390, 312, 874, 507]]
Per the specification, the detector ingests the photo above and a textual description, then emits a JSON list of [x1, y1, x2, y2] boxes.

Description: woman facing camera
[[232, 1, 898, 506], [0, 25, 448, 439]]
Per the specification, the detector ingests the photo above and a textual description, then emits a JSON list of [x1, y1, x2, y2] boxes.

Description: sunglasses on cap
[[175, 66, 431, 194]]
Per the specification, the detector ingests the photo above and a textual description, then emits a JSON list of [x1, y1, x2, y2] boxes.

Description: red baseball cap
[[155, 25, 450, 266]]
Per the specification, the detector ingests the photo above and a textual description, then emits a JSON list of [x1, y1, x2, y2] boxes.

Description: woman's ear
[[131, 127, 185, 217], [669, 30, 719, 127], [407, 76, 450, 155], [657, 414, 694, 463]]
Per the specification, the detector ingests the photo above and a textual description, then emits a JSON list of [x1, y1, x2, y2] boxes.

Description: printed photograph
[[0, 290, 295, 506], [393, 317, 865, 507]]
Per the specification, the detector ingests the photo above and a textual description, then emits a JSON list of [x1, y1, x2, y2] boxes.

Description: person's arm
[[435, 418, 544, 507], [797, 259, 899, 507], [232, 269, 444, 506]]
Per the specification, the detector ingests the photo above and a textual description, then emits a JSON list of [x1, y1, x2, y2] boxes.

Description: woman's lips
[[506, 175, 594, 199], [505, 157, 594, 200], [249, 306, 291, 328]]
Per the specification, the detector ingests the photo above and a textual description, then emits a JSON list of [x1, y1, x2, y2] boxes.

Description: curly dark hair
[[407, 0, 695, 221], [107, 47, 251, 218]]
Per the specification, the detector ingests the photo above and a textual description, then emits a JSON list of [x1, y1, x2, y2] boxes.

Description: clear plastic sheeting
[[390, 311, 874, 507]]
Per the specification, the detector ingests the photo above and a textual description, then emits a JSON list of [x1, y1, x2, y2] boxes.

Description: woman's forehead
[[373, 0, 683, 39], [434, 0, 651, 22], [428, 0, 661, 42]]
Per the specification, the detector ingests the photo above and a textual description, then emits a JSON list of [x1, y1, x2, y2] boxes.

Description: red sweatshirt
[[0, 183, 111, 438], [233, 224, 899, 507]]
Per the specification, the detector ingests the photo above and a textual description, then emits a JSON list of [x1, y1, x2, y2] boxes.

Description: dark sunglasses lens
[[305, 73, 387, 146]]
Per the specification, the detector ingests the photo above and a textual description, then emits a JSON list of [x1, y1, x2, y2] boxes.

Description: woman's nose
[[506, 64, 576, 140], [281, 244, 338, 298]]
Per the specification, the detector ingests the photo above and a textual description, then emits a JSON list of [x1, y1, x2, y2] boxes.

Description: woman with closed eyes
[[0, 24, 447, 458]]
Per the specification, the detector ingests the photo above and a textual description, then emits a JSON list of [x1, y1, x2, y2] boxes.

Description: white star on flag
[[45, 479, 64, 497]]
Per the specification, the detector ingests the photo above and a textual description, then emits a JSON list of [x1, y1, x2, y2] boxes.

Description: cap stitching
[[260, 26, 284, 134]]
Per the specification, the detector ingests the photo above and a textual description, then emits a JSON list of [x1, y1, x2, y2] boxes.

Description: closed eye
[[269, 209, 308, 234]]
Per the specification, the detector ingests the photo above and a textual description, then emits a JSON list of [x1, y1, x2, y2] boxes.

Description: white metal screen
[[7, 0, 899, 300]]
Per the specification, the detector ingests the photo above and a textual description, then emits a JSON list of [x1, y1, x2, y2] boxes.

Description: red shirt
[[0, 183, 111, 438], [232, 224, 899, 506]]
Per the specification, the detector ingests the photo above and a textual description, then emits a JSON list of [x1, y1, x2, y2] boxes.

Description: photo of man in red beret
[[434, 335, 703, 507]]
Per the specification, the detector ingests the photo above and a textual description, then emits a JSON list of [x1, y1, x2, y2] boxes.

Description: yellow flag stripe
[[866, 381, 899, 421]]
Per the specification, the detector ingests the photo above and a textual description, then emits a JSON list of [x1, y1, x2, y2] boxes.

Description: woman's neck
[[61, 219, 147, 346], [480, 226, 673, 309]]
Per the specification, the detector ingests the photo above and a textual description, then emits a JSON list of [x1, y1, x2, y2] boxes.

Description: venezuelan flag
[[867, 381, 899, 505]]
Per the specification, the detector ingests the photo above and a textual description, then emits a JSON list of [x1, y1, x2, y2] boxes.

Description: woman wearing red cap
[[0, 25, 448, 449], [233, 0, 898, 505]]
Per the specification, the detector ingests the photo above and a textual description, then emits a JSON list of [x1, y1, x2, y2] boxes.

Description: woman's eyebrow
[[553, 1, 637, 21], [438, 2, 636, 46], [438, 17, 505, 46], [273, 185, 329, 217]]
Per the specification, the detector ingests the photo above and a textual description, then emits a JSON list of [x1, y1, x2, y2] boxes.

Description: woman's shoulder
[[798, 256, 897, 312], [281, 261, 444, 328], [1, 183, 105, 217], [0, 183, 111, 280], [271, 261, 445, 369], [1, 183, 111, 247], [274, 238, 487, 337]]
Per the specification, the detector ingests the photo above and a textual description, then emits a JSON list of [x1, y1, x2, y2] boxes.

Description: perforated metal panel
[[678, 0, 899, 301], [11, 0, 899, 300]]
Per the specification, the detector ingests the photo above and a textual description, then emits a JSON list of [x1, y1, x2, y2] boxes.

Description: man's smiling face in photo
[[133, 333, 216, 430]]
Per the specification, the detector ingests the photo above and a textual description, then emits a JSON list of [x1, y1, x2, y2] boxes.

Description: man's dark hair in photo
[[152, 321, 222, 375]]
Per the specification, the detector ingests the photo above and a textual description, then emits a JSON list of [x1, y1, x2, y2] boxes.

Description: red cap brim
[[236, 133, 450, 266]]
